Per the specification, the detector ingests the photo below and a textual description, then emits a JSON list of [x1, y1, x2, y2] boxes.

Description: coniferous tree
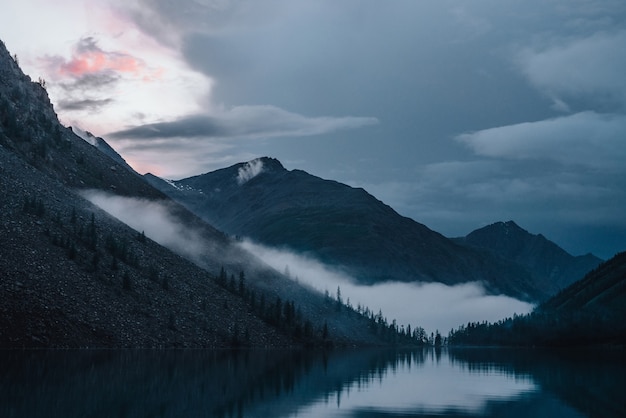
[[238, 271, 245, 295], [123, 271, 131, 291]]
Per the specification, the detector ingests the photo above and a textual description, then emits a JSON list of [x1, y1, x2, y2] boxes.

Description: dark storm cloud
[[110, 114, 226, 139], [57, 98, 115, 111], [58, 72, 121, 92], [109, 106, 378, 140], [121, 0, 278, 47], [116, 0, 626, 257]]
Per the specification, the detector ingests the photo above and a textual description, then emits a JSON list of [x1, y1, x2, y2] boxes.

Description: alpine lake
[[2, 347, 625, 417]]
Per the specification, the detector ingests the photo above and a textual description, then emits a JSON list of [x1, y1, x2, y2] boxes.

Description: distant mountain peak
[[460, 220, 603, 295], [256, 156, 285, 170], [236, 157, 285, 185], [490, 220, 522, 231]]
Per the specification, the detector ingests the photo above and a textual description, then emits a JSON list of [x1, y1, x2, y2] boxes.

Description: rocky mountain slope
[[541, 251, 626, 314], [454, 221, 603, 295], [0, 39, 408, 348], [145, 157, 545, 301], [448, 251, 626, 346]]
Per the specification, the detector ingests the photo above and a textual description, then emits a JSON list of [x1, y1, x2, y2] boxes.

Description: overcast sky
[[2, 0, 626, 258]]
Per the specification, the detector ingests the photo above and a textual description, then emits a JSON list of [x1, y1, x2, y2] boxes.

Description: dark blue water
[[1, 347, 624, 417]]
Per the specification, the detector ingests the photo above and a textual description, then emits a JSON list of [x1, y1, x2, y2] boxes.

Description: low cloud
[[47, 37, 148, 78], [38, 36, 168, 128], [81, 190, 205, 261], [518, 30, 626, 110], [456, 112, 626, 170], [239, 239, 534, 334], [237, 158, 264, 185], [58, 72, 121, 93], [109, 105, 378, 140], [58, 98, 114, 111]]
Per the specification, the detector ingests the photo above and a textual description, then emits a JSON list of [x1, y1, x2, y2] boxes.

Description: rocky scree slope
[[0, 39, 400, 348]]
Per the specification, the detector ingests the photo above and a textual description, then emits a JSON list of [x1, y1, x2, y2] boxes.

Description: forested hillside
[[448, 251, 626, 346]]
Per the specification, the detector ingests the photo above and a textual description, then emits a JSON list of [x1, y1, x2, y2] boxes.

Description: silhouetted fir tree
[[434, 330, 442, 347], [295, 306, 302, 323], [123, 271, 131, 291], [229, 274, 236, 292], [293, 323, 302, 339], [148, 266, 159, 282], [284, 301, 295, 326], [259, 293, 266, 317], [67, 242, 76, 260], [336, 286, 342, 312], [304, 320, 313, 339], [22, 195, 45, 217], [218, 266, 227, 286], [238, 271, 245, 295], [231, 323, 240, 347], [249, 290, 256, 310], [274, 296, 283, 326], [91, 252, 100, 271], [86, 214, 97, 250], [244, 327, 251, 345], [110, 256, 118, 271]]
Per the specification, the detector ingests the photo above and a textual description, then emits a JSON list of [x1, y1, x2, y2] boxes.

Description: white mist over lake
[[81, 190, 533, 335], [239, 240, 535, 334]]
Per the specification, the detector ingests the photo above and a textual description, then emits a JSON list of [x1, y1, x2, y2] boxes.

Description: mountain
[[454, 221, 603, 295], [448, 251, 626, 346], [0, 39, 409, 348], [541, 251, 626, 314], [145, 157, 545, 301], [71, 127, 134, 171]]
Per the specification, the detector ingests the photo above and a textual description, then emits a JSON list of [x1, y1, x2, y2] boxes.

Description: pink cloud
[[58, 37, 142, 76], [47, 37, 162, 81]]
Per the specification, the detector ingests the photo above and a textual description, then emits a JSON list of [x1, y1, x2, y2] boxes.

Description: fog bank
[[81, 190, 206, 261], [239, 240, 534, 334]]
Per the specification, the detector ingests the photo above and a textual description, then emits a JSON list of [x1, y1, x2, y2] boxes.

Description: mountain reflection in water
[[1, 347, 624, 417]]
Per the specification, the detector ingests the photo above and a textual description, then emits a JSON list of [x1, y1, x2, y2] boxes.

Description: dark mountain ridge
[[146, 157, 546, 301], [448, 251, 626, 346], [0, 39, 410, 348], [455, 220, 603, 295], [541, 251, 626, 314]]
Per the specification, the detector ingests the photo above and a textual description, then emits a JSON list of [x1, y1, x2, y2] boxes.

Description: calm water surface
[[1, 347, 624, 417]]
